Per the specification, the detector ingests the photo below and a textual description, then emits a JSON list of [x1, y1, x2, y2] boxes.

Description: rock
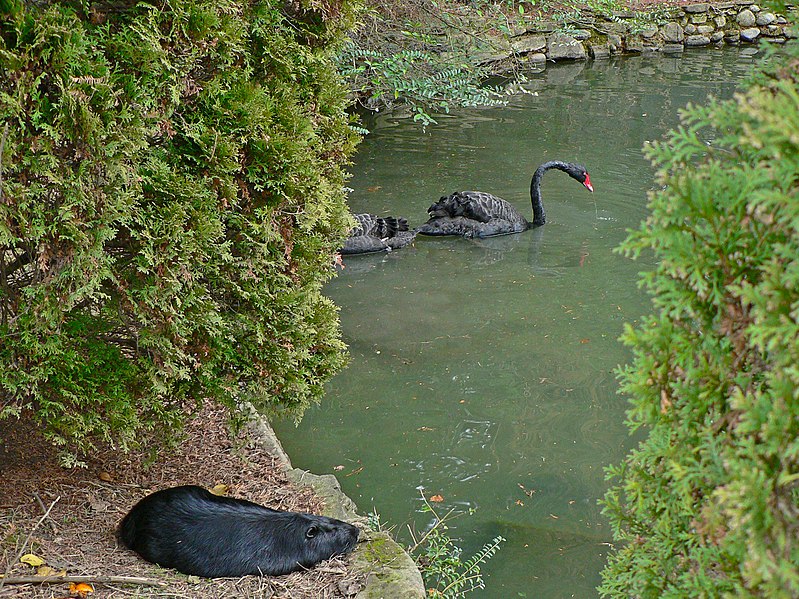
[[764, 25, 783, 36], [756, 12, 776, 26], [662, 22, 685, 43], [750, 4, 761, 13], [511, 35, 546, 55], [785, 27, 799, 39], [663, 43, 685, 54], [685, 23, 698, 34], [607, 34, 623, 53], [737, 9, 756, 27], [685, 35, 711, 46], [547, 33, 586, 60], [626, 37, 645, 52], [588, 43, 610, 59], [711, 30, 725, 42], [691, 14, 708, 24], [697, 25, 715, 35], [740, 27, 761, 41], [685, 3, 710, 13], [725, 30, 741, 43], [714, 15, 727, 28], [528, 52, 547, 63], [572, 29, 592, 41], [640, 25, 659, 38]]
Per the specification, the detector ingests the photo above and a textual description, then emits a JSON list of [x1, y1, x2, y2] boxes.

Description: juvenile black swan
[[341, 213, 417, 255], [416, 160, 593, 238]]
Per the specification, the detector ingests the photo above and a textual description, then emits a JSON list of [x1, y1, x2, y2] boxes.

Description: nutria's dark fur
[[118, 485, 360, 577]]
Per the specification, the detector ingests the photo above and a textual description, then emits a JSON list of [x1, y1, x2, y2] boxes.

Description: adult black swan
[[416, 160, 593, 238], [340, 213, 417, 255]]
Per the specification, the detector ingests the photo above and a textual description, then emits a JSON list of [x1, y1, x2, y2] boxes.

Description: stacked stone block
[[500, 1, 796, 65]]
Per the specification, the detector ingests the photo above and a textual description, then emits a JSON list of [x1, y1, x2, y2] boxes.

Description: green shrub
[[0, 0, 359, 463], [600, 46, 799, 597]]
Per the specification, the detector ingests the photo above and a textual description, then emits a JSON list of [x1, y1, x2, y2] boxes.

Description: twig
[[0, 575, 167, 587], [0, 496, 60, 589], [0, 122, 8, 202], [34, 494, 59, 535]]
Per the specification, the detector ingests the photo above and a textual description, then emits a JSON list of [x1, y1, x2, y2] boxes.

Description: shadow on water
[[275, 47, 769, 598]]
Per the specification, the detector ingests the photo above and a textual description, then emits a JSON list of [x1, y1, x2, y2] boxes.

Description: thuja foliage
[[599, 45, 799, 596], [0, 0, 359, 462]]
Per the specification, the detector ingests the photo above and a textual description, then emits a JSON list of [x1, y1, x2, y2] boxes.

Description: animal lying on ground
[[118, 485, 360, 577]]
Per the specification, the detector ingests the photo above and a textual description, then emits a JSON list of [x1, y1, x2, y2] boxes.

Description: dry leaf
[[429, 494, 444, 503], [209, 484, 229, 496], [98, 471, 113, 482], [88, 495, 110, 513], [333, 465, 345, 471], [37, 565, 66, 577], [21, 553, 45, 567], [69, 582, 94, 597]]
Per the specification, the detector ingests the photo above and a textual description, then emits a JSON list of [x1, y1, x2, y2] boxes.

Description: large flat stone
[[685, 34, 711, 46], [547, 33, 587, 60], [511, 34, 546, 55]]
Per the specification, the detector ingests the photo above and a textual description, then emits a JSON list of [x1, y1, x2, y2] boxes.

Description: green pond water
[[274, 47, 767, 597]]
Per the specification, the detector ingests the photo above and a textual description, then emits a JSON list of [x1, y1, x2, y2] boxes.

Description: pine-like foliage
[[599, 45, 799, 597], [0, 0, 359, 461]]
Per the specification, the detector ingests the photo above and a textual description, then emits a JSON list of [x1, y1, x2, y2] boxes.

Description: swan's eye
[[306, 525, 318, 539]]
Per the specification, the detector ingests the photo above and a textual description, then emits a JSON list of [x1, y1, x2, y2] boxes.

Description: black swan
[[340, 213, 417, 255], [416, 160, 593, 238]]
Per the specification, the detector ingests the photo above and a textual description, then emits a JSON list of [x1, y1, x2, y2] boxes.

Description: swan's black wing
[[342, 214, 416, 254], [418, 191, 530, 237], [352, 214, 409, 238], [341, 235, 390, 255]]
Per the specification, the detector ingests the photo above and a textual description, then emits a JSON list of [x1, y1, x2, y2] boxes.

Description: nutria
[[118, 485, 360, 577]]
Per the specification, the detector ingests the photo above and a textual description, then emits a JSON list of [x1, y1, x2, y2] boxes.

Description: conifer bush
[[600, 45, 799, 596], [0, 0, 358, 463]]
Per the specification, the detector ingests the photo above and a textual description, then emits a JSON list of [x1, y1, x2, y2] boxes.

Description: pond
[[274, 46, 766, 598]]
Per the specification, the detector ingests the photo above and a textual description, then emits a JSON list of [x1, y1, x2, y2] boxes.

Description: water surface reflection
[[274, 47, 766, 598]]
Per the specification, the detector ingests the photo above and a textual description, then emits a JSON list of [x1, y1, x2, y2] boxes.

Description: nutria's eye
[[306, 525, 318, 539]]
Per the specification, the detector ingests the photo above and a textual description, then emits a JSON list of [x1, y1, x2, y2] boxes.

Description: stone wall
[[482, 1, 796, 67]]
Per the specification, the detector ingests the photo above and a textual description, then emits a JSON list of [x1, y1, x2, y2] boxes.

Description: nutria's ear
[[305, 525, 318, 539]]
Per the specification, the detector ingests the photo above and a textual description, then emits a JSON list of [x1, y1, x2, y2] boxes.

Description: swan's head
[[567, 163, 593, 193]]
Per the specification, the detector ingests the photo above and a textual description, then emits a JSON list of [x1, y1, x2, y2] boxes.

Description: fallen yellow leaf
[[429, 494, 444, 503], [20, 553, 45, 568], [209, 484, 229, 496], [37, 565, 66, 577]]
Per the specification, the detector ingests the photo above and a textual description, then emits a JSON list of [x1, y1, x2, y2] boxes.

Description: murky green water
[[274, 47, 766, 597]]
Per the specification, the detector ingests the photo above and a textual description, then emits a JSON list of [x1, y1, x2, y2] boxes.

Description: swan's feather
[[341, 213, 416, 254]]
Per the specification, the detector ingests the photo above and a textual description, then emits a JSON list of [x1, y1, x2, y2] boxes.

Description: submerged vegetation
[[600, 42, 799, 596]]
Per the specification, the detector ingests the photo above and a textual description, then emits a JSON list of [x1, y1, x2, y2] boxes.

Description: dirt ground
[[0, 405, 366, 599]]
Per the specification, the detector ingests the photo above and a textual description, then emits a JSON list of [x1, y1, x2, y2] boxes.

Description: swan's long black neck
[[529, 160, 571, 227]]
